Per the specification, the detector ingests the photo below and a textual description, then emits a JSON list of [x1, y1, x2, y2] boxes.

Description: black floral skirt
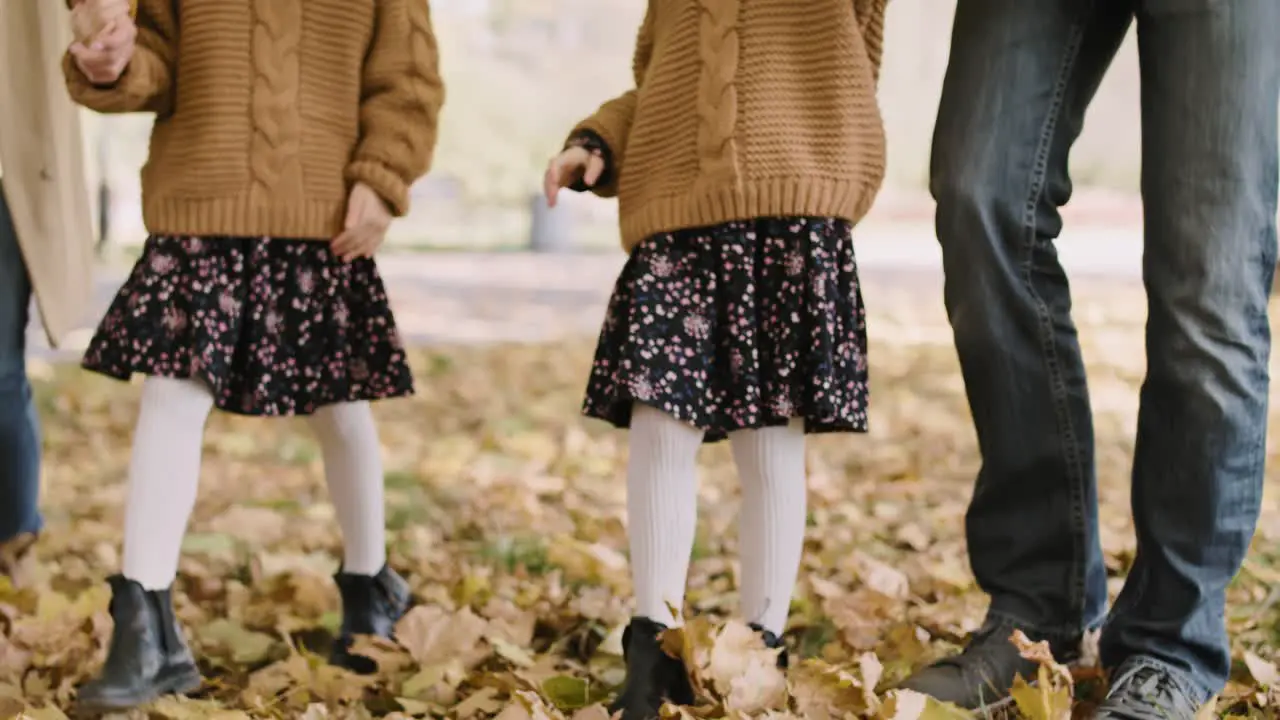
[[583, 216, 869, 443], [83, 235, 414, 416]]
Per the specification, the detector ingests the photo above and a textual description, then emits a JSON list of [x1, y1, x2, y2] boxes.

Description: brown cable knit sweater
[[572, 0, 888, 251], [63, 0, 444, 240]]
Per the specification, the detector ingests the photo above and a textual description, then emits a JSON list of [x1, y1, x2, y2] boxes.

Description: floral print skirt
[[583, 216, 869, 443], [83, 235, 414, 416]]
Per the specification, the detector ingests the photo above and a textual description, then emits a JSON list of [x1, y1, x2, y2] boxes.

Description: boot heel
[[331, 565, 414, 673], [75, 576, 202, 714]]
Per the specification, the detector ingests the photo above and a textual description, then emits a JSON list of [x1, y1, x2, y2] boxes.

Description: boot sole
[[74, 665, 203, 716]]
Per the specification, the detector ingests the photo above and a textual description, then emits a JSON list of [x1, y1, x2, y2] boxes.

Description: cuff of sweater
[[565, 130, 615, 194], [345, 160, 411, 217], [569, 119, 625, 197], [63, 50, 163, 112]]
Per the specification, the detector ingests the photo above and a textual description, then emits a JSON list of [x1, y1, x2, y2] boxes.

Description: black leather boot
[[608, 617, 697, 720], [330, 565, 413, 673], [749, 623, 790, 668], [76, 575, 202, 714]]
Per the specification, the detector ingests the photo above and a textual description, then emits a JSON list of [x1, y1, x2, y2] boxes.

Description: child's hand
[[70, 0, 133, 45], [332, 182, 392, 263], [543, 146, 605, 208], [69, 0, 137, 86]]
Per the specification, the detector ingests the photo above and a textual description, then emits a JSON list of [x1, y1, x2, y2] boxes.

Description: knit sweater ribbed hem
[[142, 196, 347, 240], [618, 177, 876, 250]]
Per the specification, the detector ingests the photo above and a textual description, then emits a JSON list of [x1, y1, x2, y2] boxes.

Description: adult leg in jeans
[[1096, 2, 1280, 715], [0, 182, 42, 550], [898, 0, 1130, 707]]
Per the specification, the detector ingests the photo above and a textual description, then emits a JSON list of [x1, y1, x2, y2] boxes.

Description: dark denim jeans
[[932, 0, 1280, 704], [0, 182, 42, 545]]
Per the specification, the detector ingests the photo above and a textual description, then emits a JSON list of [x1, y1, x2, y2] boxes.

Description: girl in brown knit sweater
[[63, 0, 443, 712], [544, 1, 887, 717]]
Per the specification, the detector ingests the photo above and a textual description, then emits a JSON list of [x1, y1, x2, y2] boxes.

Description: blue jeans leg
[[0, 182, 42, 544], [931, 0, 1131, 640], [1099, 0, 1280, 703]]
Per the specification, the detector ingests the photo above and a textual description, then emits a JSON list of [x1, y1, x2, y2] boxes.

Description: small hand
[[332, 182, 393, 263], [69, 14, 137, 86], [543, 145, 605, 208], [70, 0, 133, 45]]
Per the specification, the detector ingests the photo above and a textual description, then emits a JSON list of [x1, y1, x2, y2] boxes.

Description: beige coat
[[0, 1, 95, 348]]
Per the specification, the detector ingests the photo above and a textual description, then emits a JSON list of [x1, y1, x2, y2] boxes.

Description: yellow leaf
[[878, 689, 971, 719], [1009, 667, 1072, 720], [541, 676, 593, 710], [196, 619, 277, 664], [491, 636, 538, 668], [395, 696, 434, 717], [1010, 629, 1073, 691]]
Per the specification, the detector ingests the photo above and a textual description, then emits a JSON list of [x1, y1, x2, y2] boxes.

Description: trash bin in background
[[528, 192, 574, 253]]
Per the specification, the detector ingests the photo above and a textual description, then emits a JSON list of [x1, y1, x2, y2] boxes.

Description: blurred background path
[[31, 210, 1150, 361]]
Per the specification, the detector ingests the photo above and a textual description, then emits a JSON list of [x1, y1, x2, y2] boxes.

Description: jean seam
[[1016, 9, 1094, 631], [1116, 655, 1212, 707]]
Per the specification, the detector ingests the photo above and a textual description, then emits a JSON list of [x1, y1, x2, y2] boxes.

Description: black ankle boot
[[748, 623, 790, 668], [76, 575, 202, 714], [608, 617, 697, 720], [330, 565, 413, 673]]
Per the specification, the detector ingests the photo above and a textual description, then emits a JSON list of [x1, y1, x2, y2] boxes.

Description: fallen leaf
[[196, 619, 277, 665], [1010, 665, 1072, 720], [1244, 652, 1280, 688], [396, 605, 490, 668]]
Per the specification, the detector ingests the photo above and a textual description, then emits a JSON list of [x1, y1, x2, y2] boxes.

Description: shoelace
[[1103, 666, 1193, 720]]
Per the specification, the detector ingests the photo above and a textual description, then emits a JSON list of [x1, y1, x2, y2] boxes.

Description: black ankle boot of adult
[[748, 623, 790, 668], [608, 617, 697, 720], [330, 565, 413, 674], [76, 575, 202, 714]]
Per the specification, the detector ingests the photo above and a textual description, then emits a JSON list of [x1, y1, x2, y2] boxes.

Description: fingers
[[331, 228, 364, 261], [331, 225, 384, 262], [543, 165, 561, 208], [582, 151, 605, 187], [69, 5, 135, 84], [96, 17, 137, 51], [543, 147, 595, 207], [344, 192, 363, 230], [73, 0, 133, 44], [71, 39, 134, 84], [90, 0, 133, 20]]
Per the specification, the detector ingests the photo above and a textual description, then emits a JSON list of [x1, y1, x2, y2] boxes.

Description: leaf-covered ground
[[4, 286, 1280, 719]]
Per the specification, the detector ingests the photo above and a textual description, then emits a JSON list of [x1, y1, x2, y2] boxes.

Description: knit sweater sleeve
[[62, 0, 177, 116], [853, 0, 888, 84], [566, 3, 655, 199], [344, 0, 445, 217]]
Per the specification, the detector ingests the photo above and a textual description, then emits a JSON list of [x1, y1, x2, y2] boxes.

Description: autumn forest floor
[[4, 255, 1280, 719]]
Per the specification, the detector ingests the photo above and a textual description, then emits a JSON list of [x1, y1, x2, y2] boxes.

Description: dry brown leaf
[[395, 605, 490, 668], [1010, 665, 1072, 720], [1244, 651, 1280, 688], [13, 319, 1280, 718], [1011, 629, 1073, 691], [704, 621, 787, 713], [877, 689, 971, 719], [850, 552, 911, 599], [788, 658, 874, 720], [455, 687, 505, 718]]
